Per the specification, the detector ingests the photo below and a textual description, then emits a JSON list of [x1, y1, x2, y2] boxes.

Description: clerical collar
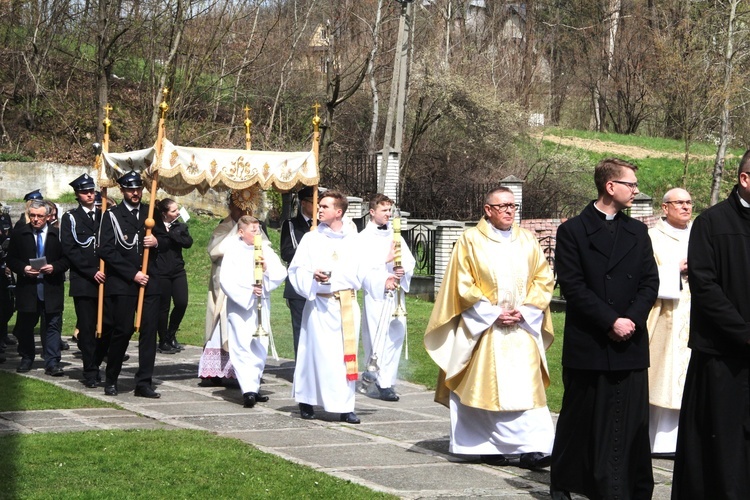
[[738, 190, 750, 208], [593, 201, 618, 221], [489, 223, 512, 240], [663, 219, 690, 237]]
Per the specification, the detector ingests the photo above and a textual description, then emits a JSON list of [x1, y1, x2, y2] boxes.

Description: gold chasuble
[[425, 218, 555, 412]]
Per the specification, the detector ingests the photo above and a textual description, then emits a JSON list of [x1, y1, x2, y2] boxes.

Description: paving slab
[[0, 339, 675, 498]]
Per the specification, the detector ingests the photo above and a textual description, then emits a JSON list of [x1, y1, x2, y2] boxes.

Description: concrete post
[[434, 220, 466, 297], [630, 192, 653, 218], [501, 175, 524, 225]]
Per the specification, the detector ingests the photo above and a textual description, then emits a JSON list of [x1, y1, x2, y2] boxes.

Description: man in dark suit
[[98, 171, 164, 398], [280, 186, 315, 358], [550, 158, 659, 499], [61, 173, 108, 388], [6, 199, 70, 375]]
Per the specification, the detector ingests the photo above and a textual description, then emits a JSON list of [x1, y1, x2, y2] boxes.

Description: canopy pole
[[311, 102, 320, 229], [135, 88, 169, 331], [244, 106, 252, 151], [95, 104, 112, 338]]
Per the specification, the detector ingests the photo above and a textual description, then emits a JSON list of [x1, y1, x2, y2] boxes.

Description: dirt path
[[532, 132, 720, 161]]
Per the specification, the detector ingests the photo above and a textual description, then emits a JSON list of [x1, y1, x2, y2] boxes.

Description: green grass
[[0, 429, 395, 499], [0, 371, 117, 412], [543, 126, 747, 157]]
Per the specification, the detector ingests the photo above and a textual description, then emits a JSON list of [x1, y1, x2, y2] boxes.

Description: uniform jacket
[[98, 202, 165, 296], [687, 186, 750, 358], [555, 201, 659, 371], [152, 217, 193, 278], [60, 206, 101, 298], [280, 212, 313, 300], [7, 223, 69, 313]]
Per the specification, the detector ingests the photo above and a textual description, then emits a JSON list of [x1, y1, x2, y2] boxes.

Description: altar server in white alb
[[289, 190, 375, 424], [220, 215, 286, 408], [646, 188, 693, 456], [357, 194, 415, 402]]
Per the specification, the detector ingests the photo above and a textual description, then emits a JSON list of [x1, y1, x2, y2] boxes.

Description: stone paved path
[[0, 343, 674, 498]]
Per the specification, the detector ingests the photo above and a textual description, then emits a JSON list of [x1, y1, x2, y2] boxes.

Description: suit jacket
[[6, 223, 69, 313], [98, 202, 165, 297], [60, 206, 101, 298], [280, 213, 312, 300], [152, 217, 193, 278], [555, 202, 659, 371]]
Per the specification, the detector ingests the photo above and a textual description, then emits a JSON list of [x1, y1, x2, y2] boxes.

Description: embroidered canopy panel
[[99, 139, 319, 194]]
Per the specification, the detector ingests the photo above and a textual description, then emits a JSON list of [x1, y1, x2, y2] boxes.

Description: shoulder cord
[[289, 219, 299, 249], [109, 212, 139, 251], [65, 212, 96, 248]]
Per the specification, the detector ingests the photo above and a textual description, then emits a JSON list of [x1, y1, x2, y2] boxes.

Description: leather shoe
[[61, 340, 70, 351], [339, 412, 361, 424], [158, 342, 177, 354], [2, 335, 17, 346], [299, 403, 315, 420], [16, 359, 33, 373], [104, 384, 118, 396], [378, 386, 400, 402], [519, 452, 552, 469], [134, 386, 161, 399], [82, 379, 98, 388], [253, 392, 269, 403], [243, 392, 256, 408], [171, 338, 184, 351], [45, 365, 64, 377], [481, 454, 510, 466], [549, 487, 572, 500]]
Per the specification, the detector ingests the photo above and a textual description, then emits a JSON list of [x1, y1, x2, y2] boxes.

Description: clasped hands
[[24, 264, 53, 277], [495, 308, 523, 326], [609, 317, 635, 342]]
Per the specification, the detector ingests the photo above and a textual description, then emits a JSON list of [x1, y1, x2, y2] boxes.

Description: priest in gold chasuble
[[425, 187, 555, 467]]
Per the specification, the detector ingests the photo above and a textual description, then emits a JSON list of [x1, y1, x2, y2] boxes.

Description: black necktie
[[307, 219, 313, 228], [88, 211, 95, 222], [131, 208, 139, 219]]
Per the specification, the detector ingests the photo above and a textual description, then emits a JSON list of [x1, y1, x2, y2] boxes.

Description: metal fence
[[402, 222, 435, 276]]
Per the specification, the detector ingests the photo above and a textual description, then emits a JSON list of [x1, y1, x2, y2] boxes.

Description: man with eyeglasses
[[425, 186, 556, 470], [644, 188, 693, 458], [672, 153, 750, 497], [6, 199, 70, 375], [550, 158, 659, 499]]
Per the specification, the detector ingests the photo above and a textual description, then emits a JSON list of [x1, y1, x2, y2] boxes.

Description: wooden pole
[[244, 105, 252, 151], [135, 88, 169, 330], [311, 102, 320, 229], [95, 104, 113, 337]]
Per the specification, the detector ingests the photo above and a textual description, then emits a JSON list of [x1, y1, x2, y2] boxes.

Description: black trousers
[[157, 273, 188, 342], [286, 297, 305, 358], [15, 301, 62, 369], [0, 272, 13, 338], [74, 296, 110, 384], [104, 293, 159, 390]]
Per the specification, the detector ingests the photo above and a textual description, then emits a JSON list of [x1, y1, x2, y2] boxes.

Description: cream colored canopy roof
[[99, 139, 318, 194]]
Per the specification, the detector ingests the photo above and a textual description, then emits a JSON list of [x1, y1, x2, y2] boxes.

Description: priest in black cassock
[[672, 152, 750, 499], [550, 158, 659, 500]]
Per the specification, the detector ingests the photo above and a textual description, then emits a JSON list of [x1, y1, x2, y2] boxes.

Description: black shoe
[[104, 384, 118, 396], [253, 392, 269, 403], [378, 386, 400, 402], [519, 452, 552, 469], [158, 342, 177, 354], [299, 403, 315, 420], [549, 487, 572, 500], [481, 454, 510, 466], [339, 412, 361, 424], [16, 359, 33, 373], [2, 335, 17, 346], [243, 392, 256, 408], [171, 338, 184, 351], [81, 379, 98, 388], [61, 341, 70, 351], [134, 386, 161, 399], [45, 365, 64, 377]]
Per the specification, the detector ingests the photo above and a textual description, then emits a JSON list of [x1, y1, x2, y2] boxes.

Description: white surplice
[[357, 221, 416, 389], [288, 221, 376, 413], [220, 236, 286, 395]]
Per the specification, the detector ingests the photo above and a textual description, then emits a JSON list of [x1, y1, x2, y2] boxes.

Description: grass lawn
[[0, 429, 395, 499], [0, 371, 117, 412]]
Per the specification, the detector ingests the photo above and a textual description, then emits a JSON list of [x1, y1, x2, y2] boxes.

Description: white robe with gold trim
[[646, 218, 692, 453]]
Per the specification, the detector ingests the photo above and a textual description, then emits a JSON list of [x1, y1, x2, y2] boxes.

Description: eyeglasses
[[28, 214, 47, 219], [487, 203, 519, 213], [611, 180, 638, 191], [664, 200, 693, 208]]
